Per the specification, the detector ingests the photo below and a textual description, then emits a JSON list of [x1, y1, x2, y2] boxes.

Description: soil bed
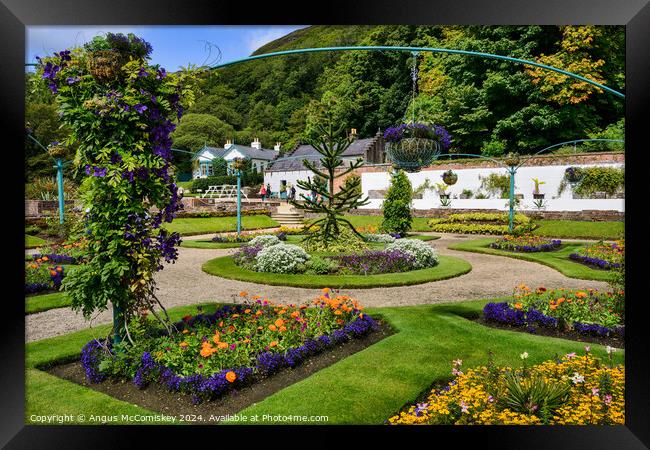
[[48, 320, 393, 422], [475, 317, 624, 348]]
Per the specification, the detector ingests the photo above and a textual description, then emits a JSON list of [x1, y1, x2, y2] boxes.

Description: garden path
[[25, 233, 610, 342]]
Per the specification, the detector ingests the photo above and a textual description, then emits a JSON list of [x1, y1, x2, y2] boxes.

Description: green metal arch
[[211, 45, 624, 99]]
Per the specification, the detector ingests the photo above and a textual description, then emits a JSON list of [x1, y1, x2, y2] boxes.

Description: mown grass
[[202, 254, 471, 289], [163, 215, 279, 236], [448, 238, 614, 281], [26, 234, 47, 248], [531, 220, 624, 240], [307, 215, 433, 232], [26, 299, 624, 425], [180, 233, 439, 249], [26, 292, 71, 315]]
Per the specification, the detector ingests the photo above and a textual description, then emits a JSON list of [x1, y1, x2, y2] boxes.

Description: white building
[[191, 138, 279, 179]]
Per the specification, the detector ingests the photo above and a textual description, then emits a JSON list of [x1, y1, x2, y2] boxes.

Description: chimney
[[274, 142, 281, 151], [350, 128, 358, 140], [251, 137, 261, 150], [225, 139, 233, 149]]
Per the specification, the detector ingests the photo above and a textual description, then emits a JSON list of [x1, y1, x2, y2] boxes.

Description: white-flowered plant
[[255, 243, 310, 274], [248, 234, 281, 248], [386, 238, 438, 269], [364, 233, 396, 243]]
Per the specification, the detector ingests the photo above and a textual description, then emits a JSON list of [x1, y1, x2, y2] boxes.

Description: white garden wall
[[360, 163, 624, 212]]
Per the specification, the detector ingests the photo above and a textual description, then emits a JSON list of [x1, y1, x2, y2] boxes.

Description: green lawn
[[448, 238, 614, 281], [26, 234, 47, 248], [180, 233, 439, 249], [531, 220, 624, 240], [26, 299, 624, 425], [163, 215, 279, 236], [26, 292, 71, 314], [308, 215, 433, 232], [202, 254, 471, 288]]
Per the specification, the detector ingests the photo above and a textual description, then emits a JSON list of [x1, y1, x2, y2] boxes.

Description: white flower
[[520, 352, 529, 360], [570, 372, 585, 384], [606, 346, 616, 355]]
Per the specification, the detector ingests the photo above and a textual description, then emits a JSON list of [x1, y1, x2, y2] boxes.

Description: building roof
[[192, 144, 279, 162], [267, 138, 375, 171]]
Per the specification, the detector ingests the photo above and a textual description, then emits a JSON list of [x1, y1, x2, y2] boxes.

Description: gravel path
[[26, 233, 610, 342]]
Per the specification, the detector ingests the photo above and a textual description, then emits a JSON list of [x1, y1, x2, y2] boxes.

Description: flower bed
[[211, 231, 287, 244], [489, 235, 561, 253], [482, 285, 624, 340], [231, 235, 439, 275], [33, 239, 88, 264], [25, 259, 65, 294], [388, 350, 624, 425], [81, 291, 377, 403], [428, 213, 535, 235], [569, 240, 624, 270]]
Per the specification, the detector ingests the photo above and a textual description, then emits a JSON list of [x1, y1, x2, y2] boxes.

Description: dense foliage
[[26, 26, 624, 177], [381, 170, 413, 235], [35, 33, 199, 344]]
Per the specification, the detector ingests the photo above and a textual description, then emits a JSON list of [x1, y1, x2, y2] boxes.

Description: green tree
[[211, 157, 228, 176], [291, 109, 369, 242], [381, 170, 413, 235]]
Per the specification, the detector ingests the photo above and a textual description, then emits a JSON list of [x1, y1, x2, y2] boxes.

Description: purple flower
[[134, 104, 148, 114]]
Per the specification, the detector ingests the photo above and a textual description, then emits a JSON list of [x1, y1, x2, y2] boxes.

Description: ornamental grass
[[388, 350, 624, 425]]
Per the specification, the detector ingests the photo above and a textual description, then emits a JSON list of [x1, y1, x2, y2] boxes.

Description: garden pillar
[[56, 158, 65, 224]]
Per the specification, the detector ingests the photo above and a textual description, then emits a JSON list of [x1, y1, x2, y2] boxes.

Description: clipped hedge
[[428, 212, 535, 235], [428, 212, 531, 225]]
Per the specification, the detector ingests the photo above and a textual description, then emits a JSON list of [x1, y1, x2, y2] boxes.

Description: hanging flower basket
[[384, 123, 450, 173], [87, 50, 124, 82], [47, 142, 67, 158], [441, 169, 458, 186], [231, 157, 247, 172], [564, 167, 584, 184], [503, 153, 521, 167]]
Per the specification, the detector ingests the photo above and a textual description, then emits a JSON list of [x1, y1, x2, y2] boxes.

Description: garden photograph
[[4, 1, 649, 446]]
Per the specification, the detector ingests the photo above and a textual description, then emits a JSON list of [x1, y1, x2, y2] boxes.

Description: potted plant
[[47, 141, 68, 158], [503, 152, 521, 167], [435, 182, 450, 200], [383, 123, 451, 173], [441, 169, 458, 186], [532, 177, 546, 199]]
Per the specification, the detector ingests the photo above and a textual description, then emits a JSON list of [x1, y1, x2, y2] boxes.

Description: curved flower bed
[[489, 235, 561, 253], [25, 259, 66, 294], [569, 240, 624, 270], [482, 285, 624, 339], [81, 291, 377, 404], [388, 350, 624, 425]]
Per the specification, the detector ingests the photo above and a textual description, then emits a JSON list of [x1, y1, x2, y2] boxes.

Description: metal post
[[236, 170, 242, 237], [113, 304, 123, 346], [56, 158, 65, 224], [508, 167, 516, 233]]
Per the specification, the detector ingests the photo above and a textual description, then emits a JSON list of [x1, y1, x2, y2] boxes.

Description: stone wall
[[25, 200, 76, 218], [340, 207, 624, 222], [177, 197, 277, 216]]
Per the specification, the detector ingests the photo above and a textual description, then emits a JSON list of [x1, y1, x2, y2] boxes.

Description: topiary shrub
[[381, 170, 413, 235], [256, 244, 310, 274], [385, 239, 438, 269], [248, 235, 281, 248]]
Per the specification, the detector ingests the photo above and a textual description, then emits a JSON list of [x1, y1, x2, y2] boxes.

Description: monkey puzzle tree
[[290, 110, 370, 243]]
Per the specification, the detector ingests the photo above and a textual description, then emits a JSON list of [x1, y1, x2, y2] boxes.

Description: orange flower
[[56, 266, 63, 272], [557, 297, 565, 304], [575, 292, 587, 299], [225, 371, 237, 383], [256, 310, 263, 316], [200, 342, 216, 358], [50, 270, 57, 276], [550, 304, 558, 310], [219, 321, 223, 327], [279, 326, 287, 333], [290, 311, 300, 318], [212, 332, 221, 343], [336, 319, 344, 325], [269, 341, 278, 347], [182, 329, 189, 334], [244, 309, 251, 314], [274, 318, 284, 328], [322, 287, 331, 294], [42, 256, 49, 261], [179, 341, 189, 348], [334, 310, 342, 315], [268, 324, 277, 332], [514, 302, 523, 310], [218, 342, 229, 349], [231, 314, 240, 318], [239, 291, 248, 297]]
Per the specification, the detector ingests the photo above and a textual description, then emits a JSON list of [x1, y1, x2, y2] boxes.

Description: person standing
[[266, 182, 272, 200], [259, 185, 267, 202], [290, 185, 296, 202]]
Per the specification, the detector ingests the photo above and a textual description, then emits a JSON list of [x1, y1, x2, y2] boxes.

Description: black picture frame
[[1, 0, 647, 447]]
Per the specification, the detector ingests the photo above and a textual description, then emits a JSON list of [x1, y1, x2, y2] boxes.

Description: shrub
[[301, 226, 368, 254], [248, 234, 281, 248], [573, 167, 624, 197], [303, 256, 339, 275], [256, 244, 310, 274], [381, 170, 413, 235], [364, 233, 397, 243], [385, 239, 438, 269], [479, 173, 512, 198]]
